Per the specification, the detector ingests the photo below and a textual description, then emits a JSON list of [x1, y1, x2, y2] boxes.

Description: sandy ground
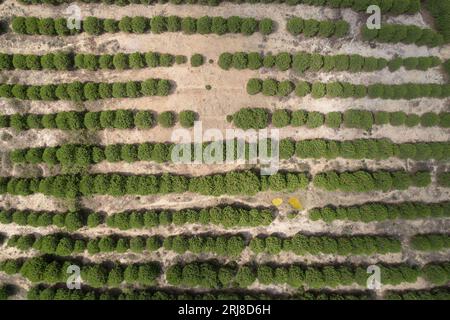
[[0, 1, 449, 298]]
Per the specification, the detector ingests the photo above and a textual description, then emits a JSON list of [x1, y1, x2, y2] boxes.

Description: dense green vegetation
[[250, 234, 401, 256], [286, 17, 349, 38], [0, 170, 310, 198], [1, 109, 196, 131], [0, 78, 172, 101], [11, 16, 274, 36], [309, 202, 450, 223], [410, 234, 450, 252], [0, 256, 161, 288], [7, 232, 401, 258], [0, 51, 187, 71], [385, 287, 450, 300], [107, 206, 275, 229], [218, 51, 440, 73], [16, 0, 422, 15], [166, 261, 449, 289], [361, 24, 444, 47], [7, 233, 246, 258], [246, 78, 450, 99], [11, 138, 450, 168], [230, 108, 450, 131], [313, 170, 431, 193], [27, 284, 372, 300], [0, 209, 100, 230]]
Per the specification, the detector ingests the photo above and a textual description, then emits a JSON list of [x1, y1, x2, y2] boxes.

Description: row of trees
[[0, 285, 12, 300], [386, 288, 450, 300], [313, 170, 431, 193], [0, 170, 310, 198], [2, 109, 196, 132], [12, 139, 450, 167], [361, 24, 444, 48], [218, 51, 440, 73], [106, 206, 274, 229], [410, 234, 450, 252], [309, 202, 450, 223], [0, 79, 172, 101], [250, 234, 401, 256], [2, 257, 448, 290], [0, 205, 275, 230], [166, 261, 428, 289], [27, 284, 371, 301], [286, 17, 349, 38], [5, 232, 416, 259], [0, 256, 161, 288], [0, 51, 190, 71], [292, 139, 450, 162], [230, 107, 450, 130], [0, 210, 101, 230], [16, 0, 421, 15], [11, 16, 274, 36], [426, 0, 450, 43], [246, 78, 450, 99]]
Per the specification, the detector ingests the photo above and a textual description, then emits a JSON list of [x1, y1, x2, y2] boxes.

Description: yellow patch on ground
[[288, 197, 302, 210], [271, 198, 283, 207]]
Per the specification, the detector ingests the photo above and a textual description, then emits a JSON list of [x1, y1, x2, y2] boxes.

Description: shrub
[[190, 54, 204, 67], [421, 112, 439, 127], [131, 17, 148, 33], [325, 112, 342, 129], [181, 17, 197, 34], [179, 110, 196, 128], [83, 17, 103, 35], [218, 53, 233, 70], [159, 54, 174, 67], [295, 81, 311, 97], [318, 20, 335, 38], [151, 16, 167, 34], [134, 111, 154, 129], [277, 81, 294, 96], [262, 79, 278, 96], [211, 17, 227, 35], [311, 82, 326, 98], [259, 18, 274, 35], [272, 110, 290, 128], [129, 53, 145, 69], [196, 16, 212, 34], [232, 52, 247, 70], [287, 17, 303, 35], [275, 52, 291, 71], [232, 108, 269, 130], [306, 112, 324, 128]]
